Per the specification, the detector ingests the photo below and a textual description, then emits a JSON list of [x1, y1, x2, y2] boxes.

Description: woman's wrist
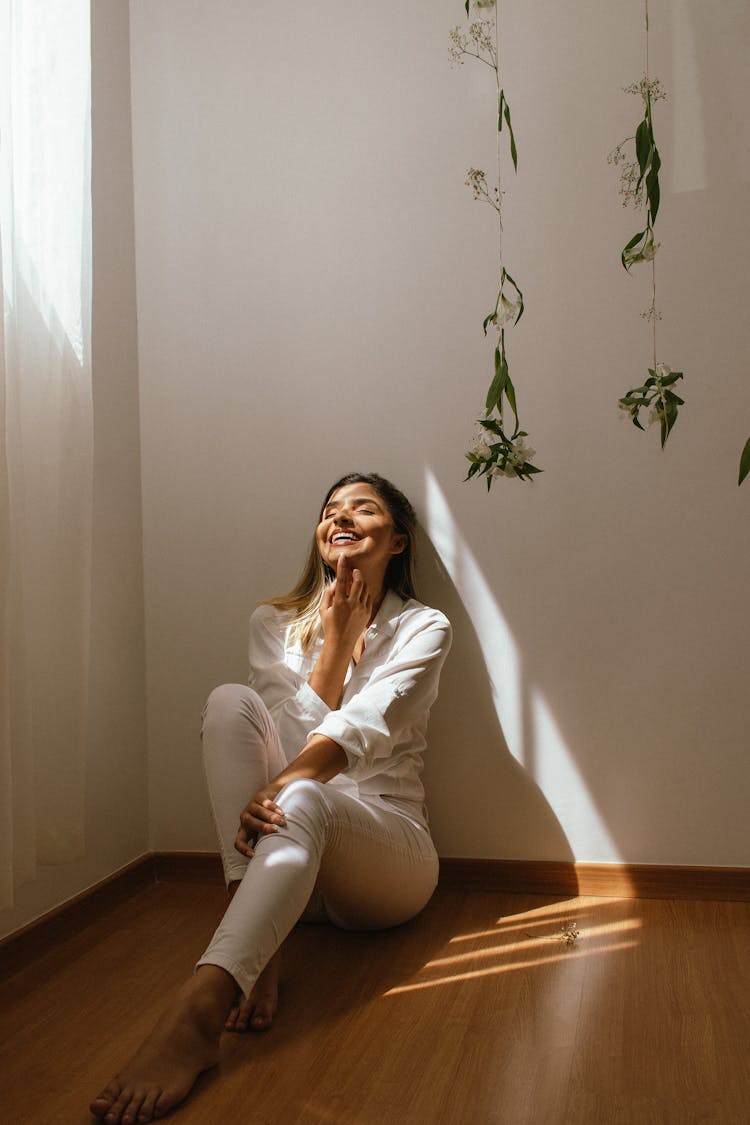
[[308, 642, 351, 710], [272, 735, 347, 789]]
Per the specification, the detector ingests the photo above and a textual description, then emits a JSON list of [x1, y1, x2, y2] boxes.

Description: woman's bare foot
[[90, 966, 235, 1124], [224, 949, 281, 1033]]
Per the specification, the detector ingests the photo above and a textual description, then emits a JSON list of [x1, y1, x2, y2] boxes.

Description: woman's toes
[[90, 1081, 121, 1117], [250, 1003, 273, 1030], [137, 1087, 163, 1122]]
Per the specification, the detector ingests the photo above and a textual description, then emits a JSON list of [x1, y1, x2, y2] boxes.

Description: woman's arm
[[234, 734, 347, 858]]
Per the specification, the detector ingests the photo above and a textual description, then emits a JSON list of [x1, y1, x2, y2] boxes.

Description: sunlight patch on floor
[[383, 940, 640, 995]]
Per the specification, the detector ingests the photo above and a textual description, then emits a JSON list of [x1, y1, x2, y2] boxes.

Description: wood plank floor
[[1, 881, 748, 1124]]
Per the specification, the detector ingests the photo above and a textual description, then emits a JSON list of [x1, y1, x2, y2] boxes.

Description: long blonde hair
[[264, 473, 418, 650]]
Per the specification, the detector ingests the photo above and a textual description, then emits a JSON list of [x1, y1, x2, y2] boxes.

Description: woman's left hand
[[234, 784, 287, 858]]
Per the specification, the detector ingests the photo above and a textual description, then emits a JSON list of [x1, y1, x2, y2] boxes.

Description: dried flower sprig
[[451, 0, 541, 487], [611, 0, 683, 448], [560, 921, 580, 947]]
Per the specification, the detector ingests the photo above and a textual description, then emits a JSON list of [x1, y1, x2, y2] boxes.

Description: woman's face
[[315, 482, 406, 579]]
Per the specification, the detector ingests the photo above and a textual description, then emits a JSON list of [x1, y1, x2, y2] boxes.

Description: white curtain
[[0, 0, 92, 907]]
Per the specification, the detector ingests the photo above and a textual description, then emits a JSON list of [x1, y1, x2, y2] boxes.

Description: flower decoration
[[609, 0, 683, 448], [450, 0, 541, 487]]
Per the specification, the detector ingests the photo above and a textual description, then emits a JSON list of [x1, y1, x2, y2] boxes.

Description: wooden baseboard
[[2, 852, 747, 978], [0, 854, 155, 977], [152, 851, 224, 884], [437, 858, 750, 901]]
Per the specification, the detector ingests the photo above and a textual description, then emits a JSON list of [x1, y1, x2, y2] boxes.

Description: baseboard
[[2, 852, 747, 977], [155, 852, 750, 902], [0, 854, 155, 977], [152, 851, 224, 884], [437, 858, 750, 901]]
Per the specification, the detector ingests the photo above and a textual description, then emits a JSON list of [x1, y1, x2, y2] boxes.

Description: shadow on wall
[[416, 524, 575, 867]]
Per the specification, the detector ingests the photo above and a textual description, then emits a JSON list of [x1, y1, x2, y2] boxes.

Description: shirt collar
[[368, 589, 405, 639]]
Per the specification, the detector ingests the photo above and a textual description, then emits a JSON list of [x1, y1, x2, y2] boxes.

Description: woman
[[91, 473, 451, 1125]]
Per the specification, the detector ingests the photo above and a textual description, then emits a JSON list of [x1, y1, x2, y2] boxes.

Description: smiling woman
[[91, 472, 452, 1125]]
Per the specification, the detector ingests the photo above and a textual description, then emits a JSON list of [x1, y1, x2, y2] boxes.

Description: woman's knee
[[276, 778, 331, 827], [202, 684, 266, 739]]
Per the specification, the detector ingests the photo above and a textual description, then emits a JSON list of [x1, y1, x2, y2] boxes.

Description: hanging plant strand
[[609, 0, 684, 448], [450, 0, 541, 487]]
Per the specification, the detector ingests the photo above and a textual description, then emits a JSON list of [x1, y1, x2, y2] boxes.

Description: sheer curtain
[[0, 0, 92, 907]]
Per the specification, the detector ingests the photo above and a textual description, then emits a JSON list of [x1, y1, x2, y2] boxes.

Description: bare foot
[[90, 966, 235, 1124], [225, 949, 281, 1033]]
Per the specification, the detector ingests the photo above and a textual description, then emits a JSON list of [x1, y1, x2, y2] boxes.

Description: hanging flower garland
[[609, 0, 684, 448], [450, 0, 541, 487]]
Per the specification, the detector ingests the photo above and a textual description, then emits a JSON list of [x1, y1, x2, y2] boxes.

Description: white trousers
[[196, 684, 439, 998]]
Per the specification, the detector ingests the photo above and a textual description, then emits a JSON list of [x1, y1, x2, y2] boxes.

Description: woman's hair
[[264, 472, 418, 650]]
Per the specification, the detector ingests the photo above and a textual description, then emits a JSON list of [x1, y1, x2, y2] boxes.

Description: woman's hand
[[234, 784, 287, 859], [320, 553, 372, 655]]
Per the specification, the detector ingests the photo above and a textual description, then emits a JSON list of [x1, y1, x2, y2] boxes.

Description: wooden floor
[[1, 880, 748, 1124]]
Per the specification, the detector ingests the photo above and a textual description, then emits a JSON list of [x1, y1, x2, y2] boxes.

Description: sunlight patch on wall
[[530, 691, 620, 861], [424, 469, 621, 862], [424, 469, 524, 765]]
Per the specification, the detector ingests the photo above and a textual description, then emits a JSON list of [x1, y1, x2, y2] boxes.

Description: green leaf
[[465, 0, 470, 15], [502, 269, 524, 304], [635, 117, 652, 175], [497, 92, 518, 170], [504, 103, 518, 171], [486, 348, 507, 413], [503, 369, 518, 423], [646, 145, 661, 221], [739, 437, 750, 486], [483, 311, 497, 336], [621, 229, 646, 271]]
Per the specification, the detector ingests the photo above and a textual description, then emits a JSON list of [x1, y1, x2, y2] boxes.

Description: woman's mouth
[[330, 532, 360, 545]]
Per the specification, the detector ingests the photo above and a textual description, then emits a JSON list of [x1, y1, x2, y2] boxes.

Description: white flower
[[470, 430, 492, 460], [492, 436, 534, 476], [623, 229, 659, 268], [508, 437, 534, 466], [641, 234, 658, 261], [492, 462, 517, 478], [654, 363, 671, 381], [497, 293, 521, 327]]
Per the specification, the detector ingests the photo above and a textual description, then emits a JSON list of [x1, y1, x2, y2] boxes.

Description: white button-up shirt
[[247, 591, 452, 827]]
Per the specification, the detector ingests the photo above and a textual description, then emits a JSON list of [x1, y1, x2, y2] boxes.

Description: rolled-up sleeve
[[308, 609, 452, 780]]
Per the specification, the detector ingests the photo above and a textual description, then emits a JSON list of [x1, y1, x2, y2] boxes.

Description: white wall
[[0, 1, 149, 941], [130, 0, 750, 867]]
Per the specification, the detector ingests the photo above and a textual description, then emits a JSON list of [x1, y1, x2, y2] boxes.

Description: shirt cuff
[[295, 680, 331, 724]]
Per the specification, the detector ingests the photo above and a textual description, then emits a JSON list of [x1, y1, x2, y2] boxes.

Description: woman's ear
[[389, 534, 408, 556]]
